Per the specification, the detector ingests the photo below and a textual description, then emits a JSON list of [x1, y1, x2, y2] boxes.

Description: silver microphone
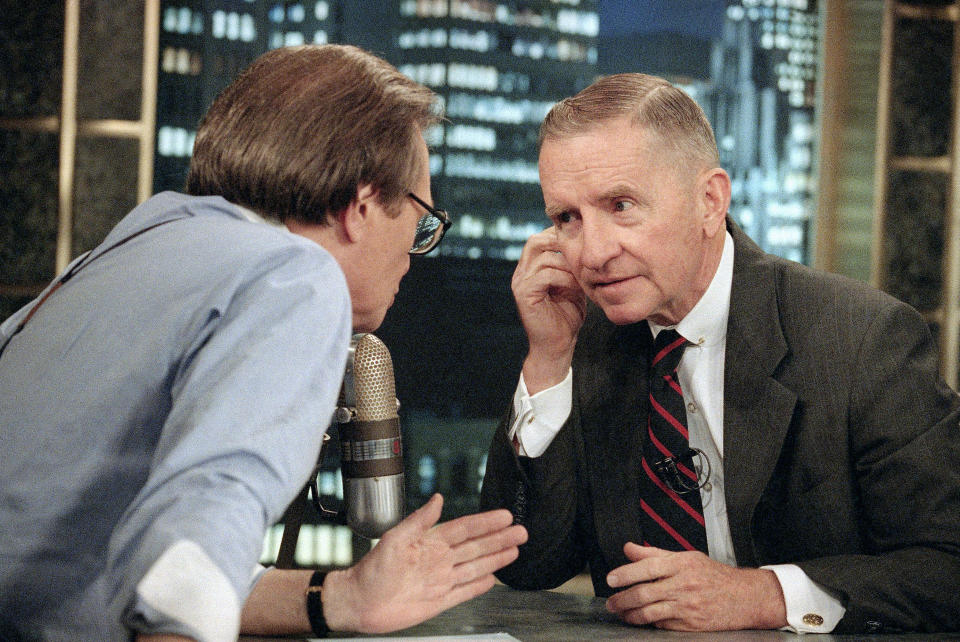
[[334, 333, 405, 539]]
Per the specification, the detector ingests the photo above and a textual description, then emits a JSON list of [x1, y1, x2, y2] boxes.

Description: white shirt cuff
[[507, 369, 572, 457], [133, 539, 240, 642], [763, 563, 846, 633], [249, 563, 269, 590]]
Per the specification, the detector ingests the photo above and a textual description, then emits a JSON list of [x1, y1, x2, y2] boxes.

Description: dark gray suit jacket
[[480, 221, 960, 633]]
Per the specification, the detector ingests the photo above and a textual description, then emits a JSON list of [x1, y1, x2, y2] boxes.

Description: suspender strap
[[0, 217, 183, 359]]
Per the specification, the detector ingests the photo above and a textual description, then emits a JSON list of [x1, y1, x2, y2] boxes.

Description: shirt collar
[[235, 204, 284, 228], [650, 230, 734, 347]]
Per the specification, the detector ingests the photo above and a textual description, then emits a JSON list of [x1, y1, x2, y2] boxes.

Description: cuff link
[[802, 613, 824, 627]]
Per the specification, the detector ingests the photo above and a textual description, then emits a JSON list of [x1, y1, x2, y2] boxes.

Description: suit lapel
[[578, 311, 652, 561], [722, 222, 797, 567]]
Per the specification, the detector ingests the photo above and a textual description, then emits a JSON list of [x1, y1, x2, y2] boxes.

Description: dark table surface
[[241, 584, 960, 641]]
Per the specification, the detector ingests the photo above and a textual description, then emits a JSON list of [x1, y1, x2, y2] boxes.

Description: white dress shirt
[[508, 231, 845, 633]]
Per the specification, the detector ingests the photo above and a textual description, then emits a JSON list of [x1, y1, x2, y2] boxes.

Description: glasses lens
[[412, 214, 441, 253]]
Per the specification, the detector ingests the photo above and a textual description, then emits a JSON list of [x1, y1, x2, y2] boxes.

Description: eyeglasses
[[407, 192, 451, 255]]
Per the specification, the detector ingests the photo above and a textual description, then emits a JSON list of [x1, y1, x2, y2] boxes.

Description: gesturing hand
[[321, 493, 527, 634], [605, 543, 787, 631], [512, 228, 587, 394]]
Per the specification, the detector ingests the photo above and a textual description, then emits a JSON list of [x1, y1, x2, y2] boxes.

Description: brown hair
[[186, 44, 440, 224], [539, 73, 718, 171]]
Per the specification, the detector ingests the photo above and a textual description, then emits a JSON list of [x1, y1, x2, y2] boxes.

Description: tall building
[[708, 0, 820, 264], [595, 0, 819, 265], [155, 1, 344, 192], [393, 0, 599, 261]]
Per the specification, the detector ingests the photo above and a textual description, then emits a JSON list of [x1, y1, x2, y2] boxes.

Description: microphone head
[[351, 334, 398, 421], [338, 333, 405, 538]]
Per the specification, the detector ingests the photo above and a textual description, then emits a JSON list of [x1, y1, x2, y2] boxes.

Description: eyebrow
[[598, 184, 650, 209], [544, 204, 571, 220], [596, 184, 635, 202]]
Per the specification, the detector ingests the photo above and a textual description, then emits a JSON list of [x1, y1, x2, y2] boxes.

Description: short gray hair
[[540, 73, 719, 171]]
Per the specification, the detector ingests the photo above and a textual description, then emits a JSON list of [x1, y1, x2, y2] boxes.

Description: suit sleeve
[[480, 405, 590, 591], [795, 300, 960, 633]]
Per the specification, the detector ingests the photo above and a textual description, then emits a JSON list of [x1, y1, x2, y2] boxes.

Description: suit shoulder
[[756, 254, 926, 350]]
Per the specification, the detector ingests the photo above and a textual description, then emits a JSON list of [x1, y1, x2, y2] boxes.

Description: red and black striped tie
[[638, 329, 708, 553]]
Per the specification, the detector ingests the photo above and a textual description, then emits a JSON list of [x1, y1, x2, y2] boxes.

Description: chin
[[596, 300, 652, 326], [599, 307, 646, 326], [353, 311, 388, 334]]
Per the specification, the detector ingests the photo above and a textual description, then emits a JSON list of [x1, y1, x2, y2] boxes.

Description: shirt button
[[697, 336, 706, 345], [701, 481, 712, 492], [526, 415, 534, 424], [687, 402, 697, 413], [802, 613, 824, 627]]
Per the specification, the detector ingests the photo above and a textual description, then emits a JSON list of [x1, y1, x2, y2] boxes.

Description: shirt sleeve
[[763, 563, 847, 633], [508, 369, 573, 457], [107, 249, 352, 640]]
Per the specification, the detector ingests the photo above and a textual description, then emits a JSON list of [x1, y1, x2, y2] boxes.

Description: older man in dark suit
[[479, 72, 960, 634]]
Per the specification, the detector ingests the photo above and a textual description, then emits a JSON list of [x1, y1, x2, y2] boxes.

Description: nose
[[578, 212, 620, 271]]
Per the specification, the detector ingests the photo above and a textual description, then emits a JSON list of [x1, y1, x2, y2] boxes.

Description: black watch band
[[306, 570, 329, 637]]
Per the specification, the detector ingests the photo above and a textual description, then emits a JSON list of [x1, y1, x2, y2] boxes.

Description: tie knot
[[651, 329, 687, 373]]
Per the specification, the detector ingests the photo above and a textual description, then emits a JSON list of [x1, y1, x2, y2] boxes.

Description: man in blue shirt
[[0, 44, 526, 641]]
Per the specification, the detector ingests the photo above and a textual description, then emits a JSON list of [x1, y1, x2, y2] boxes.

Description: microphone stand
[[275, 434, 345, 569], [275, 483, 310, 569]]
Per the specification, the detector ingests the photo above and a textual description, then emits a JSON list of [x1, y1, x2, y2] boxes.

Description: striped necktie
[[637, 329, 708, 552]]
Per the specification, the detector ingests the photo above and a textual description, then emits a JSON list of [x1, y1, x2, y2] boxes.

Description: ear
[[339, 183, 379, 243], [699, 167, 731, 238]]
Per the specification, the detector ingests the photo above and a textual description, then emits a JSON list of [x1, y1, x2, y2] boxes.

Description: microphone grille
[[352, 333, 398, 422]]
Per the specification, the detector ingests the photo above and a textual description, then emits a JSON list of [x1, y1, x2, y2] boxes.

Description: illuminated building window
[[449, 28, 494, 52], [163, 6, 204, 34], [446, 93, 554, 125], [512, 7, 547, 28], [446, 124, 496, 151], [398, 28, 448, 49], [315, 1, 329, 20], [212, 11, 255, 42], [450, 0, 496, 22], [270, 30, 306, 48], [399, 63, 447, 87], [287, 3, 305, 22], [497, 71, 530, 93], [766, 225, 804, 249], [448, 63, 497, 91], [157, 126, 196, 158], [454, 214, 545, 242], [400, 0, 448, 18], [260, 523, 354, 566], [161, 47, 202, 75], [509, 36, 594, 63], [445, 153, 538, 183], [556, 9, 598, 36]]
